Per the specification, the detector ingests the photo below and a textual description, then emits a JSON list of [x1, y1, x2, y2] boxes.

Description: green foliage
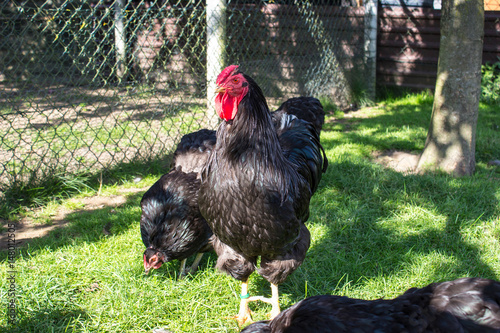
[[481, 59, 500, 104], [318, 96, 344, 117], [348, 68, 376, 108]]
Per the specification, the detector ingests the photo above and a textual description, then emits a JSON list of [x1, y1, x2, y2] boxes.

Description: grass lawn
[[1, 92, 499, 332]]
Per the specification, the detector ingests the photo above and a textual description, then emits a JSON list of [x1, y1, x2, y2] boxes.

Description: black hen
[[241, 277, 500, 333], [140, 129, 215, 277], [199, 65, 328, 324], [274, 97, 325, 135], [170, 128, 216, 176]]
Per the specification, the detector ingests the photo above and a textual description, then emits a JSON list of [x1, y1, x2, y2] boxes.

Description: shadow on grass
[[0, 188, 145, 262], [322, 100, 432, 152], [281, 154, 499, 305], [0, 153, 174, 219], [2, 308, 90, 333], [276, 98, 500, 304]]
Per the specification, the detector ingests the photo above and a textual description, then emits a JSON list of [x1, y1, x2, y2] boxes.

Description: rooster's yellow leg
[[269, 283, 281, 319], [245, 283, 281, 319], [235, 280, 253, 326]]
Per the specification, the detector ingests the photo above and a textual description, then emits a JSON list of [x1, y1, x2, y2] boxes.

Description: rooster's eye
[[232, 78, 239, 84]]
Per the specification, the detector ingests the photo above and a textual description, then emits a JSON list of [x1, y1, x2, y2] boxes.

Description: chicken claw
[[235, 298, 254, 326], [245, 283, 281, 320], [179, 253, 205, 279], [186, 252, 204, 275], [232, 281, 282, 326], [232, 280, 254, 326]]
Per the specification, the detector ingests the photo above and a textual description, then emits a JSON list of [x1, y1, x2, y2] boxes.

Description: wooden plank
[[377, 70, 438, 81], [378, 81, 436, 90], [378, 25, 441, 34], [483, 54, 500, 63], [378, 39, 441, 50], [378, 54, 439, 63], [378, 33, 441, 45], [377, 74, 436, 86], [378, 62, 439, 74], [484, 29, 500, 37], [485, 11, 500, 19], [380, 7, 442, 19], [378, 61, 438, 73], [483, 42, 500, 53], [379, 0, 434, 7], [379, 45, 439, 57]]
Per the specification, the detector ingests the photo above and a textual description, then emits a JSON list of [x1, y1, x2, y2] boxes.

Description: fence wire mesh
[[0, 0, 371, 206]]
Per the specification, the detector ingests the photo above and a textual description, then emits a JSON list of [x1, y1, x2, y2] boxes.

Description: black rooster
[[140, 129, 215, 277], [241, 277, 500, 333], [199, 65, 328, 325]]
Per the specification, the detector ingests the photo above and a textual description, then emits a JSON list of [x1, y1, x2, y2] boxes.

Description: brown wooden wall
[[377, 7, 500, 90]]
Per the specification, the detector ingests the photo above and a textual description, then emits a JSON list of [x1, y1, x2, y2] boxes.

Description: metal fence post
[[364, 0, 378, 101], [114, 0, 126, 83], [206, 0, 227, 117]]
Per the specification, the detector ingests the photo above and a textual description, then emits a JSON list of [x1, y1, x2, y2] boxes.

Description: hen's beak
[[144, 253, 154, 275], [215, 85, 226, 94], [144, 252, 165, 275]]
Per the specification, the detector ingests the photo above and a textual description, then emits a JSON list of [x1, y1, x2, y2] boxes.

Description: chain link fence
[[0, 0, 372, 209]]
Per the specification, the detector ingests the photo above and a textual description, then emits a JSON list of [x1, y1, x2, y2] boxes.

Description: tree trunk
[[416, 0, 484, 176]]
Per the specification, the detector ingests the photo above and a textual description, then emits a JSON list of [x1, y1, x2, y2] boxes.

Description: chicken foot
[[235, 280, 254, 326], [247, 283, 280, 319], [188, 253, 205, 273], [234, 281, 281, 326], [179, 253, 205, 279], [179, 258, 187, 278]]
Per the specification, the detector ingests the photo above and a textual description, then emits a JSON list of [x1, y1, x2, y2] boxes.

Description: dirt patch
[[1, 218, 70, 251], [372, 150, 420, 174], [326, 107, 421, 174], [1, 187, 148, 250]]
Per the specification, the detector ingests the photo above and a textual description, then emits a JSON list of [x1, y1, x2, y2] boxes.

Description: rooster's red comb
[[216, 65, 239, 85]]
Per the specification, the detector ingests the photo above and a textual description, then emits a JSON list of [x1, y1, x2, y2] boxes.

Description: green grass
[[1, 92, 500, 332]]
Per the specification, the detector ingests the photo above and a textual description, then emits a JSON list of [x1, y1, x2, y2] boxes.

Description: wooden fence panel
[[377, 6, 500, 90]]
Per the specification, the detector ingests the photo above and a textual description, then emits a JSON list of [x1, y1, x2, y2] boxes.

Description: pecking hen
[[141, 129, 215, 277], [240, 277, 500, 333], [199, 65, 328, 325]]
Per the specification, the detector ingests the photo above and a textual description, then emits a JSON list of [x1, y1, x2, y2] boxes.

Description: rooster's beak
[[215, 86, 226, 94]]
